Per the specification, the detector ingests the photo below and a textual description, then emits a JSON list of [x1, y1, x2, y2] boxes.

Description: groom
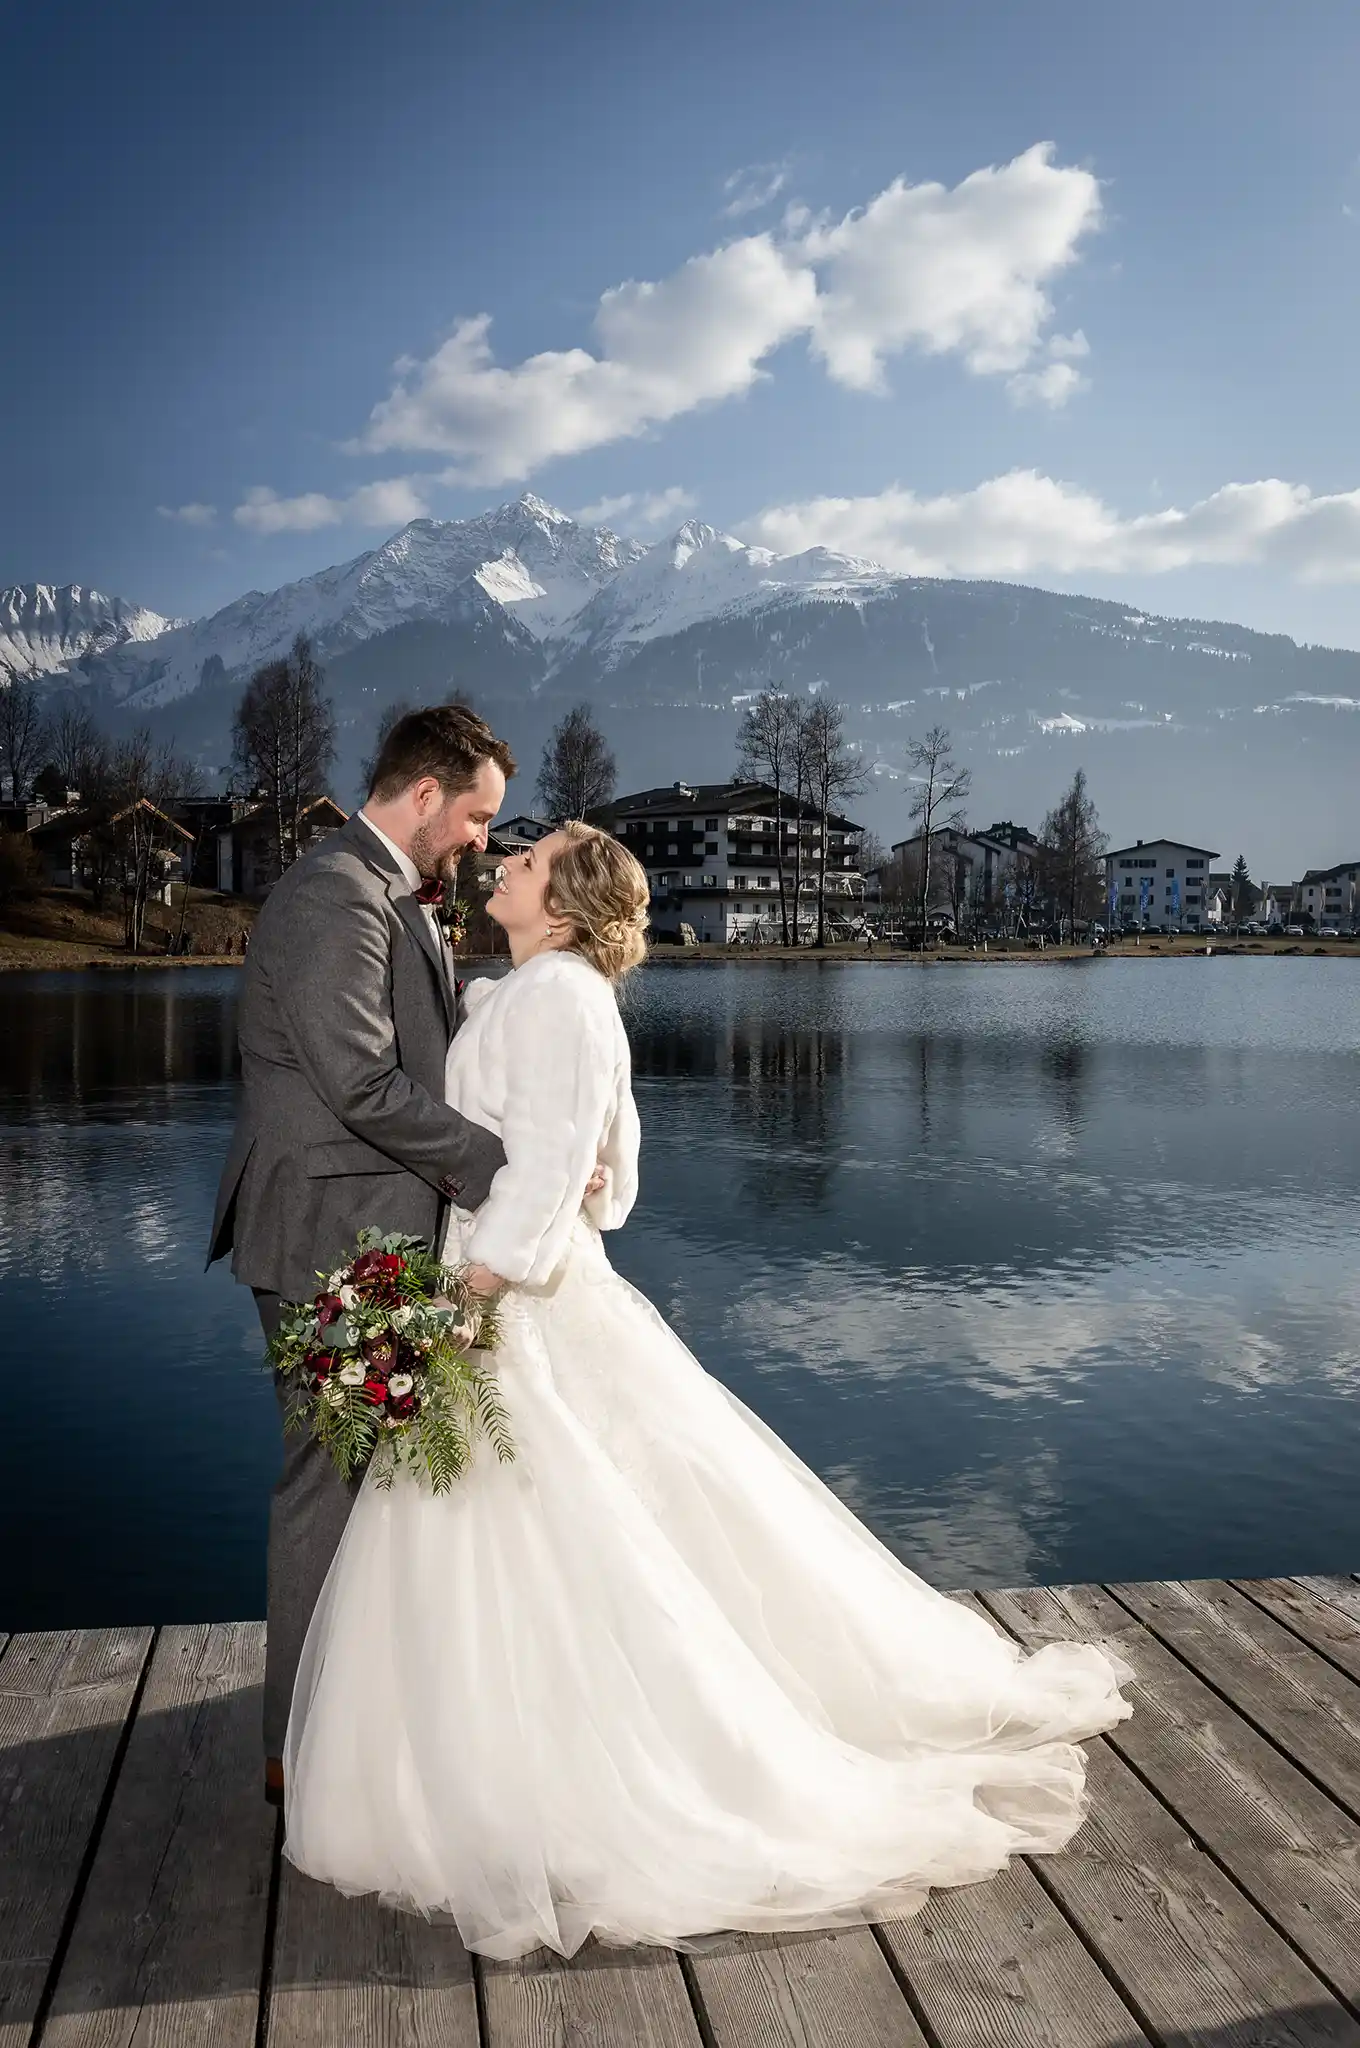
[[208, 703, 516, 1804]]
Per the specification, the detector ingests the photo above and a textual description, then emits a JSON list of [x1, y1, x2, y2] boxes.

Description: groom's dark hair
[[367, 703, 516, 802]]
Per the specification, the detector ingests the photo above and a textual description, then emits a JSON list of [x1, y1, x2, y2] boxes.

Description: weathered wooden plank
[[1292, 1579, 1360, 1628], [972, 1590, 1359, 2048], [683, 1927, 925, 2048], [1110, 1580, 1360, 1819], [40, 1622, 275, 2048], [0, 1627, 152, 2048], [481, 1940, 702, 2048], [1239, 1580, 1360, 1683], [985, 1581, 1360, 2010], [878, 1590, 1156, 2048], [266, 1864, 480, 2048], [879, 1866, 1153, 2048]]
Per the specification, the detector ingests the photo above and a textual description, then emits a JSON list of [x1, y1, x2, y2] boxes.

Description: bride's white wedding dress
[[282, 951, 1132, 1960]]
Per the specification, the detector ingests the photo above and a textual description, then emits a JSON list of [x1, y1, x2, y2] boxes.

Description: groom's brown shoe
[[264, 1756, 285, 1809]]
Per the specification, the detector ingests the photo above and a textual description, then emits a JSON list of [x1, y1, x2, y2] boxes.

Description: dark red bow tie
[[415, 877, 445, 907]]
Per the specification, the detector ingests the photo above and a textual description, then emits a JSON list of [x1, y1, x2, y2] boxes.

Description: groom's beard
[[409, 829, 464, 885]]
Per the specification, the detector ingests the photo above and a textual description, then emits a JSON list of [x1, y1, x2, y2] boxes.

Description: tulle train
[[283, 1220, 1132, 1959]]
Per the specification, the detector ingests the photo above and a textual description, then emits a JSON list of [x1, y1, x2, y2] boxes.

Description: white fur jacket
[[443, 950, 640, 1286]]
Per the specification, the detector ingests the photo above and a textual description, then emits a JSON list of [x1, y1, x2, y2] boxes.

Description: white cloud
[[1007, 359, 1088, 408], [746, 469, 1360, 582], [571, 485, 697, 529], [233, 476, 430, 535], [156, 502, 217, 526], [801, 143, 1100, 395], [344, 145, 1097, 485], [356, 236, 819, 484], [721, 160, 790, 218], [1008, 327, 1090, 407]]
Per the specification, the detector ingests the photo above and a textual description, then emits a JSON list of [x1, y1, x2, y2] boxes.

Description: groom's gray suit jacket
[[208, 811, 505, 1301]]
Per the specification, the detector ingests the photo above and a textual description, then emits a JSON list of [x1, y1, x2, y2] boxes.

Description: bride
[[282, 822, 1133, 1961]]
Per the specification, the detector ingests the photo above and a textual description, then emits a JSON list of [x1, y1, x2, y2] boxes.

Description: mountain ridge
[[4, 496, 1357, 871]]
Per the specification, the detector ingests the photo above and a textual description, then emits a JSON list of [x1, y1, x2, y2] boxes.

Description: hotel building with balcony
[[608, 781, 865, 943]]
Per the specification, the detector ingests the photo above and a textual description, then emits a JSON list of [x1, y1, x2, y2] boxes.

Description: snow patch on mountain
[[563, 519, 894, 660], [76, 495, 652, 709], [0, 585, 180, 682]]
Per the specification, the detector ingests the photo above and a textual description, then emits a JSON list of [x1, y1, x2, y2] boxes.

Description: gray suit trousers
[[256, 1290, 362, 1759]]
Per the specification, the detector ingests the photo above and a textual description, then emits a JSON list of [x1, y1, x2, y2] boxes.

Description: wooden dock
[[3, 1575, 1360, 2048]]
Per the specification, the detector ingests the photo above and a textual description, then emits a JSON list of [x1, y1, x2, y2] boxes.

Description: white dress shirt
[[359, 808, 453, 984]]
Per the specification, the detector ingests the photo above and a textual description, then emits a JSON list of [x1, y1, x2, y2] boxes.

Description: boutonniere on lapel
[[415, 876, 466, 949]]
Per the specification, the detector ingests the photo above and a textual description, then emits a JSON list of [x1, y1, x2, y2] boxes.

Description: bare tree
[[359, 698, 415, 793], [802, 697, 867, 945], [536, 702, 616, 822], [735, 686, 802, 943], [46, 699, 111, 802], [1038, 768, 1106, 939], [0, 827, 43, 905], [905, 726, 971, 946], [231, 634, 336, 878], [856, 830, 889, 919], [84, 729, 202, 947], [786, 704, 806, 942], [0, 676, 48, 802]]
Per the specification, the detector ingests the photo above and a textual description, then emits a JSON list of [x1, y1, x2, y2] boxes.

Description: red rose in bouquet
[[268, 1227, 511, 1494]]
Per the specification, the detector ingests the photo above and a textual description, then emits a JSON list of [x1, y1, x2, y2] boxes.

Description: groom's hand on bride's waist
[[584, 1160, 608, 1199]]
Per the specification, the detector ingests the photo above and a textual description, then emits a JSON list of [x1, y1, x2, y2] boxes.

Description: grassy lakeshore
[[635, 934, 1360, 965], [4, 891, 1358, 973], [0, 888, 256, 972]]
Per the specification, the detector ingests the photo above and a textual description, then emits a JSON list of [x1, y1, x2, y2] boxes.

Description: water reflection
[[1, 958, 1359, 1624], [2, 968, 239, 1117]]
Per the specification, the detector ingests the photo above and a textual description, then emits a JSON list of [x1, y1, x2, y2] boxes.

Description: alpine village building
[[1104, 839, 1221, 932], [608, 781, 866, 944]]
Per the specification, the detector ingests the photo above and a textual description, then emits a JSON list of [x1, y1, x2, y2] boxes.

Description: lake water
[[1, 957, 1357, 1631]]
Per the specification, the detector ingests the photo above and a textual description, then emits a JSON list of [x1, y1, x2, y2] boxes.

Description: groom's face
[[410, 759, 506, 878]]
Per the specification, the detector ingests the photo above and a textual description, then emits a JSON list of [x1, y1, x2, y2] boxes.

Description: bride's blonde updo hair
[[543, 822, 650, 982]]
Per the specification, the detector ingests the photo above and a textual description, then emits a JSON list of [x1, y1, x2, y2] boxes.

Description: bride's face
[[487, 831, 569, 935]]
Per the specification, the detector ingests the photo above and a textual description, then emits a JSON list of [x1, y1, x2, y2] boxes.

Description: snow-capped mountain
[[562, 520, 892, 659], [10, 494, 1359, 871], [0, 584, 180, 682], [14, 496, 891, 710], [54, 495, 652, 710]]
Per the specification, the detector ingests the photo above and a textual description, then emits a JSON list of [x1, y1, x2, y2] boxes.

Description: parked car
[[1285, 925, 1305, 937], [1320, 926, 1341, 938]]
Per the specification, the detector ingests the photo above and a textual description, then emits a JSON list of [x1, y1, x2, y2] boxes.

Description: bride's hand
[[463, 1262, 506, 1298], [584, 1159, 608, 1198]]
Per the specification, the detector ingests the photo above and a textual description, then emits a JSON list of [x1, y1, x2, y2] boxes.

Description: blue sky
[[6, 0, 1360, 643]]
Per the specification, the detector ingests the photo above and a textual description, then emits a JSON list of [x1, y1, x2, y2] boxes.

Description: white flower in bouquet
[[388, 1372, 415, 1397], [390, 1304, 414, 1330], [323, 1382, 346, 1407], [326, 1270, 348, 1291], [338, 1360, 366, 1387], [445, 1313, 480, 1350], [338, 1284, 360, 1310]]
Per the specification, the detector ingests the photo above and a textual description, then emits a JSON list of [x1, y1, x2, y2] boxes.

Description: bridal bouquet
[[268, 1228, 513, 1494]]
